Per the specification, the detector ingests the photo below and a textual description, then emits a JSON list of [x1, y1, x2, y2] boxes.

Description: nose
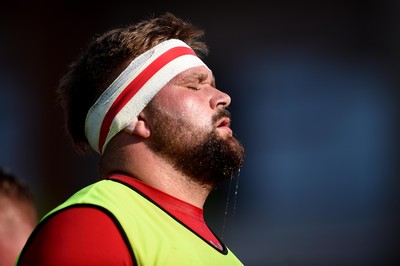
[[210, 88, 231, 109]]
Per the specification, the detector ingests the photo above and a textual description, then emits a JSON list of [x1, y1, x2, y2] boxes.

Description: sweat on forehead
[[85, 39, 209, 154]]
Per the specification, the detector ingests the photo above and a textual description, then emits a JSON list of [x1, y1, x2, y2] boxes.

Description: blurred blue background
[[1, 1, 399, 265]]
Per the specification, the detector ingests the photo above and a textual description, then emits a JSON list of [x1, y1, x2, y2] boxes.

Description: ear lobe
[[133, 120, 151, 138], [124, 118, 151, 138]]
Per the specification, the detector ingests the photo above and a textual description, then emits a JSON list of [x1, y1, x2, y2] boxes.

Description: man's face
[[144, 66, 245, 188]]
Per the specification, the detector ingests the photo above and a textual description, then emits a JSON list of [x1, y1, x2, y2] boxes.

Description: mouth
[[216, 117, 233, 136]]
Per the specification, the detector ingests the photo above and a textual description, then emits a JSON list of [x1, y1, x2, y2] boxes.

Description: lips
[[216, 117, 233, 136], [217, 117, 231, 128]]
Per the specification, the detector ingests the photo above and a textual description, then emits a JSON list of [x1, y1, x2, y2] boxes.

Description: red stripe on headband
[[98, 46, 196, 152]]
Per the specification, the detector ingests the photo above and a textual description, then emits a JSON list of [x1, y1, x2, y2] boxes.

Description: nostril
[[220, 94, 231, 107]]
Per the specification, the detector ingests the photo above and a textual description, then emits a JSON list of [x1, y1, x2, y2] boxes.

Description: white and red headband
[[85, 39, 208, 154]]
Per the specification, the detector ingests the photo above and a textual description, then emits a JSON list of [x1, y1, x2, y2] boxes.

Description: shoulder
[[17, 205, 133, 266]]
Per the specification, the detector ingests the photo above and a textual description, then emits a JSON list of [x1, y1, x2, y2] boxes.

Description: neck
[[99, 134, 211, 208]]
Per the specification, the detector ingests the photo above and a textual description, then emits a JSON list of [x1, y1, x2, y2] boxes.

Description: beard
[[145, 105, 245, 189]]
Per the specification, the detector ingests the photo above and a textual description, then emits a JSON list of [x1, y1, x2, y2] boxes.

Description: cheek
[[173, 98, 212, 129], [154, 87, 213, 129]]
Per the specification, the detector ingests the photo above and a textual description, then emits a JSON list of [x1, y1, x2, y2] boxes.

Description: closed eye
[[187, 85, 200, 90], [179, 72, 213, 91]]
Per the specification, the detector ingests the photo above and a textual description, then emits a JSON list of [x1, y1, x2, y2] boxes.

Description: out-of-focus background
[[1, 1, 399, 265]]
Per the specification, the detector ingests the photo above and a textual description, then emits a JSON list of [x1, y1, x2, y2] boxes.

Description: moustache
[[212, 108, 231, 124]]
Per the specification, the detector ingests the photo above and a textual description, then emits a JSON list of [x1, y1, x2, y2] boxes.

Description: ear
[[124, 115, 151, 138]]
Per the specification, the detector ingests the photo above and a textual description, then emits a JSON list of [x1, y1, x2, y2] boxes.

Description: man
[[0, 168, 37, 266], [17, 12, 245, 265]]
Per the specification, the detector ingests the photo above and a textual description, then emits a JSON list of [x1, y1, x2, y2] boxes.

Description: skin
[[148, 66, 232, 139], [100, 65, 237, 209], [0, 198, 36, 266]]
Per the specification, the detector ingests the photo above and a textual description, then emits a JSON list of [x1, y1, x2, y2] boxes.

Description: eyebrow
[[179, 72, 216, 86]]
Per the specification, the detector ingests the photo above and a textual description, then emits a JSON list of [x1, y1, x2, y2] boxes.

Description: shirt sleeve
[[17, 206, 134, 266]]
